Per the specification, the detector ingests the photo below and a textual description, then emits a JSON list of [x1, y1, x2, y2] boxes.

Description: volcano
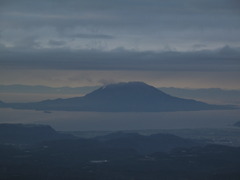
[[0, 82, 236, 112]]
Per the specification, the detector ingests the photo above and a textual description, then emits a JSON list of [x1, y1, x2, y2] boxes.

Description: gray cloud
[[48, 40, 66, 46], [0, 0, 239, 91], [0, 0, 239, 51], [68, 33, 114, 39], [0, 46, 239, 71]]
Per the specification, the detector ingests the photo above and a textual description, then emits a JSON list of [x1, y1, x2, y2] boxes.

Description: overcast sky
[[0, 0, 240, 89]]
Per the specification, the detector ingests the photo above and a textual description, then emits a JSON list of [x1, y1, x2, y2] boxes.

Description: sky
[[0, 0, 240, 89]]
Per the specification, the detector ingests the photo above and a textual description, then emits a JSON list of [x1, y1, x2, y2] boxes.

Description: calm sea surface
[[0, 108, 239, 131]]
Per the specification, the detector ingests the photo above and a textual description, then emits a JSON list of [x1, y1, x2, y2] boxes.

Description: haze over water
[[0, 108, 239, 131]]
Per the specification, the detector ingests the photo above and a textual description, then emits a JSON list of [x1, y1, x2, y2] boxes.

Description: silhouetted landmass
[[0, 82, 236, 112], [95, 132, 199, 154], [0, 124, 199, 153], [1, 84, 240, 105], [159, 87, 240, 104], [0, 124, 75, 145], [0, 124, 240, 180], [69, 128, 240, 147]]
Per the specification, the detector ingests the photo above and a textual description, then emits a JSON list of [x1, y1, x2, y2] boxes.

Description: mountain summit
[[85, 82, 171, 101], [0, 82, 236, 112]]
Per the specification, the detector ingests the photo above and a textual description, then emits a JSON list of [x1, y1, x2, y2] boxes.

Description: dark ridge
[[0, 123, 76, 145], [95, 131, 201, 154]]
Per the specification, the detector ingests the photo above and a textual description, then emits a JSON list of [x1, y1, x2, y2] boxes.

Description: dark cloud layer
[[0, 0, 239, 51], [0, 46, 239, 71], [68, 33, 114, 39]]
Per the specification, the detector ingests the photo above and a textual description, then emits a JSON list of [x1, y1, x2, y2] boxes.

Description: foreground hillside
[[0, 124, 240, 180]]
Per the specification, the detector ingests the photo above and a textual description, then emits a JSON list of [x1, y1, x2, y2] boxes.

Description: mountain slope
[[95, 131, 200, 154], [0, 124, 76, 144], [0, 82, 236, 112]]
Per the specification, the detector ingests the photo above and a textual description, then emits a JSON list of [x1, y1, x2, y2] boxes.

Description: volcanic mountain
[[0, 82, 236, 112]]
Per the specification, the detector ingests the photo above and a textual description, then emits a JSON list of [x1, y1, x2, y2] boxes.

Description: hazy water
[[0, 108, 240, 131]]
